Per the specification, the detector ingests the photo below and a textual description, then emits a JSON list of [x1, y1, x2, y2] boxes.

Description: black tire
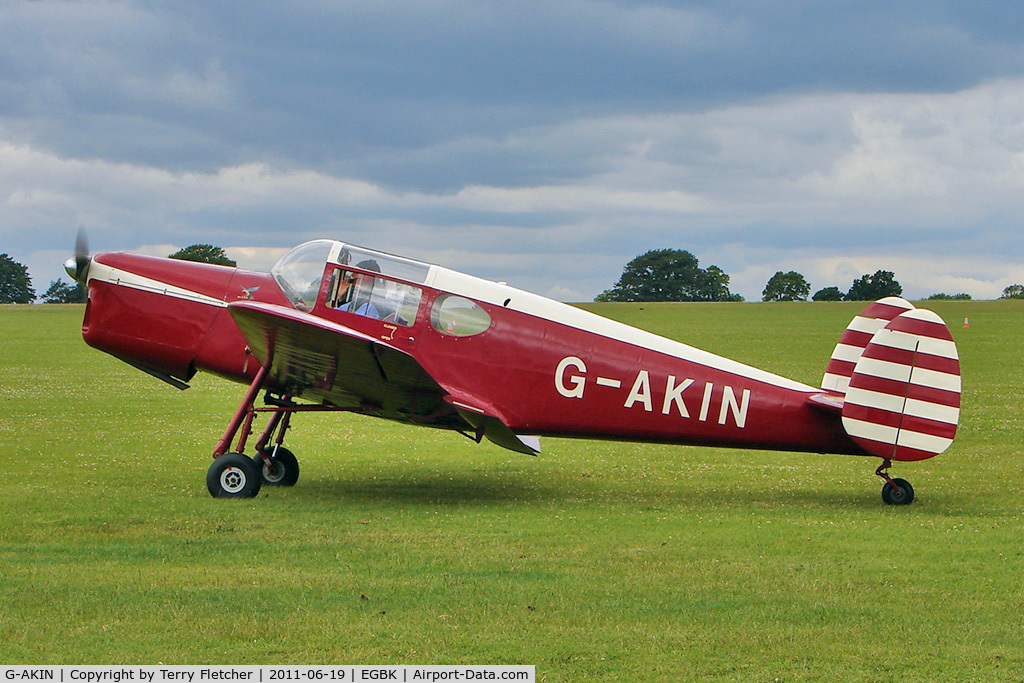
[[260, 446, 300, 487], [207, 452, 263, 498], [882, 478, 914, 505]]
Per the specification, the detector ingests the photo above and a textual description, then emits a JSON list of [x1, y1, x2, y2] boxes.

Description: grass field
[[1, 300, 1022, 681]]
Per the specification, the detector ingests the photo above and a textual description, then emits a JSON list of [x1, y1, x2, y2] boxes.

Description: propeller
[[64, 228, 91, 284]]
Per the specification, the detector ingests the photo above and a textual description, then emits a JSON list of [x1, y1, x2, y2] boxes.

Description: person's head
[[356, 259, 381, 273], [338, 271, 356, 292]]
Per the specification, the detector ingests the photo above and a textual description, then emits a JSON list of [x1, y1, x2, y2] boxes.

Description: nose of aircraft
[[65, 228, 91, 283]]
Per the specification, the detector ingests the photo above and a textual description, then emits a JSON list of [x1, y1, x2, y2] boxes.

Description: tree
[[697, 265, 744, 302], [0, 253, 36, 304], [596, 249, 739, 302], [41, 279, 87, 303], [812, 286, 845, 301], [927, 293, 971, 301], [168, 244, 236, 267], [762, 271, 811, 302], [846, 270, 902, 301], [1001, 284, 1024, 299]]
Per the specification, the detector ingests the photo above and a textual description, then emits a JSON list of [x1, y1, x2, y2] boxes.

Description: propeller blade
[[65, 228, 92, 283]]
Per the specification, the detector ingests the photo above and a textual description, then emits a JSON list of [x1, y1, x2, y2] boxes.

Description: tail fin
[[834, 303, 961, 462], [822, 297, 915, 395]]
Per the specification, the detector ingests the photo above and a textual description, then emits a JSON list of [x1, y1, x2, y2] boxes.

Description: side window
[[430, 295, 491, 337], [328, 269, 421, 326]]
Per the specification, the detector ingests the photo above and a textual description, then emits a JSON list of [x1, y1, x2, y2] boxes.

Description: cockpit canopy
[[271, 239, 432, 311], [270, 239, 504, 337]]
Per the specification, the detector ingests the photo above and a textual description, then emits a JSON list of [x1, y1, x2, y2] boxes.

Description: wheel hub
[[263, 459, 285, 483], [220, 466, 246, 493]]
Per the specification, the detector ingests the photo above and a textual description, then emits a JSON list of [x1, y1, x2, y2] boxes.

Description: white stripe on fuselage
[[425, 266, 817, 393], [91, 248, 818, 394], [88, 261, 228, 308]]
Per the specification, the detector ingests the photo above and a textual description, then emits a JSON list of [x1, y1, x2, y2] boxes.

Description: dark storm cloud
[[6, 0, 1023, 179]]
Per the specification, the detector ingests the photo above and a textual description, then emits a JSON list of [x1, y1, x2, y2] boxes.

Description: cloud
[[3, 2, 1024, 302], [6, 0, 1024, 172], [6, 77, 1024, 300]]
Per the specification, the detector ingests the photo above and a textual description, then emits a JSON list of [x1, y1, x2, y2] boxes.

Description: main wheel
[[882, 478, 914, 505], [259, 446, 300, 487], [207, 452, 262, 498]]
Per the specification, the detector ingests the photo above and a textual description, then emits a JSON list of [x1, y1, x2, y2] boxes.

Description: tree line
[[597, 248, 1022, 303], [765, 269, 906, 302], [0, 245, 235, 304], [2, 243, 1022, 304]]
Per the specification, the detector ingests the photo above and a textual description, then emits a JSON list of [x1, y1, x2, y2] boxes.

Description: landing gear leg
[[252, 401, 300, 487], [212, 365, 269, 459], [207, 366, 269, 499], [875, 459, 914, 506], [207, 372, 340, 497]]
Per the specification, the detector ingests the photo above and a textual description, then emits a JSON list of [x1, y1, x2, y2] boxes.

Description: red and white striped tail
[[841, 308, 961, 461], [822, 297, 915, 395]]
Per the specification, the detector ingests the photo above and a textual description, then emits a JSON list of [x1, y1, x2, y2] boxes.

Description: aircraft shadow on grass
[[292, 472, 559, 506], [250, 467, 930, 513]]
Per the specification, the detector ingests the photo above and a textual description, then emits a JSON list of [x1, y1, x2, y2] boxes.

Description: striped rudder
[[841, 308, 961, 461], [822, 297, 915, 395]]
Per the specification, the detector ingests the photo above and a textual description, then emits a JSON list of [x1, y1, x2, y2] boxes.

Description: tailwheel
[[875, 459, 914, 506], [257, 445, 300, 487], [207, 452, 262, 498], [882, 478, 914, 506]]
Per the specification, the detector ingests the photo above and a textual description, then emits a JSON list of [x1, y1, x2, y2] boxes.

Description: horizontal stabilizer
[[841, 308, 961, 461], [806, 392, 844, 412]]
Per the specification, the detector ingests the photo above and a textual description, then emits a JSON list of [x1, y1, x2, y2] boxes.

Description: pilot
[[336, 260, 383, 319]]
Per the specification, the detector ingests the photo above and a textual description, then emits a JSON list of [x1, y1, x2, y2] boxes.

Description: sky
[[3, 0, 1024, 302]]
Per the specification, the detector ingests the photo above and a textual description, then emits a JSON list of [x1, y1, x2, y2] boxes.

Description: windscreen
[[271, 240, 335, 310]]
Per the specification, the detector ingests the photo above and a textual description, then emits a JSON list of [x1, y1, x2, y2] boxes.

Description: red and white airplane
[[66, 236, 961, 503]]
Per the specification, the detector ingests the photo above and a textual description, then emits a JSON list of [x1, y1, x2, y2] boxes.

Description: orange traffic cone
[[963, 316, 970, 328]]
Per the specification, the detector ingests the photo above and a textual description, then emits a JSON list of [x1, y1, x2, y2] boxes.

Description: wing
[[228, 301, 456, 427], [227, 302, 541, 455]]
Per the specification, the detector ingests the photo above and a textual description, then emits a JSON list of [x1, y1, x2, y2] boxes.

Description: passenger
[[336, 260, 382, 319]]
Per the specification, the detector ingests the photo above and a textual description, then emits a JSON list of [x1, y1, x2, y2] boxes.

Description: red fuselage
[[82, 250, 865, 458]]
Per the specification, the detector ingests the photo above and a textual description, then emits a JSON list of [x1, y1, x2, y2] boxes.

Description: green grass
[[1, 300, 1022, 680]]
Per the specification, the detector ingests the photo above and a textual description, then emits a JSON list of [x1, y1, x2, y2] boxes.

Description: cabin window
[[328, 268, 422, 326], [430, 295, 491, 337]]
